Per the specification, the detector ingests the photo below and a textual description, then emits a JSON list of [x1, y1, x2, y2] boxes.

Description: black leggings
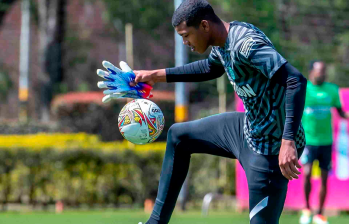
[[146, 112, 303, 224]]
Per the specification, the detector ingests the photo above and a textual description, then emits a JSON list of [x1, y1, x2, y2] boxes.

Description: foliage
[[211, 0, 349, 86], [52, 100, 174, 142], [0, 64, 12, 100], [0, 133, 236, 207], [0, 0, 16, 26], [0, 122, 59, 135], [102, 0, 174, 32]]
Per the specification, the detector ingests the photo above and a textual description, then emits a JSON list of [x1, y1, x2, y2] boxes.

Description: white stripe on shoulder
[[239, 37, 256, 58]]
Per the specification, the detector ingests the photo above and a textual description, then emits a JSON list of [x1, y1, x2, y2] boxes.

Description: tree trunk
[[37, 0, 65, 122]]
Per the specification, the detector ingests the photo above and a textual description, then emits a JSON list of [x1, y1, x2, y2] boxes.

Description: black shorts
[[301, 145, 332, 171]]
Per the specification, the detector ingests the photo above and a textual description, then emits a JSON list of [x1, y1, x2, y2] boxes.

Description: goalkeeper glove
[[97, 61, 152, 103]]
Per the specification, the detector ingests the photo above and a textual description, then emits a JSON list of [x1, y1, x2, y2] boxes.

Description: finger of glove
[[102, 93, 126, 103], [98, 81, 121, 89], [102, 61, 123, 75], [120, 61, 132, 72], [97, 81, 131, 91], [103, 87, 134, 95], [96, 69, 112, 80], [97, 81, 110, 89], [110, 92, 127, 98], [120, 92, 142, 99], [102, 95, 112, 103]]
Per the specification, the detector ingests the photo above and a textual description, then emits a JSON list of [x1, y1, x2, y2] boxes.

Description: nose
[[183, 39, 189, 46]]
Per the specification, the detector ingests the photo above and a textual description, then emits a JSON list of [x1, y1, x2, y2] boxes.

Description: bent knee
[[167, 123, 189, 144]]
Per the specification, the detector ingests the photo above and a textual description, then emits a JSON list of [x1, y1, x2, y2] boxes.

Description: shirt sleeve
[[275, 63, 307, 141], [333, 85, 342, 108], [237, 36, 287, 79], [165, 59, 225, 83], [208, 47, 223, 66]]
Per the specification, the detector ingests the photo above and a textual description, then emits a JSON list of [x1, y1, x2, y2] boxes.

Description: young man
[[98, 0, 307, 223], [299, 61, 349, 224]]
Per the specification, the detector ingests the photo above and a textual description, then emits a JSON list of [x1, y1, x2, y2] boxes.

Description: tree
[[101, 0, 176, 71], [211, 0, 349, 86], [37, 0, 66, 122], [0, 0, 16, 26]]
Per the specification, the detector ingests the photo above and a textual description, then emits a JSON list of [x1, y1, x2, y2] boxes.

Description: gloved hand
[[97, 61, 153, 103]]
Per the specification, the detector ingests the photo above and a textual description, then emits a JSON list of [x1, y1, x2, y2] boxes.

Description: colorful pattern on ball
[[118, 99, 165, 144]]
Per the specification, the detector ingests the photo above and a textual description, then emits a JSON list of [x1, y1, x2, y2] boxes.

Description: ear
[[200, 20, 210, 32]]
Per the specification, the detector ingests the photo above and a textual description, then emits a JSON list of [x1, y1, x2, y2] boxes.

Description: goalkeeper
[[97, 0, 307, 223]]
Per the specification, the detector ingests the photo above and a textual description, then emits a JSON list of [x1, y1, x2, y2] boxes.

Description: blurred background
[[0, 0, 349, 223]]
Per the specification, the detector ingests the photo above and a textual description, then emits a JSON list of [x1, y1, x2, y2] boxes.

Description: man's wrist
[[152, 69, 166, 83], [281, 139, 296, 146], [344, 112, 349, 119]]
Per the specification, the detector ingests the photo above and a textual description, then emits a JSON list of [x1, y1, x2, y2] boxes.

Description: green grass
[[0, 209, 348, 224]]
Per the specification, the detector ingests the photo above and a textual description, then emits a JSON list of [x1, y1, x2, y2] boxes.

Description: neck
[[211, 20, 230, 47], [310, 79, 323, 86]]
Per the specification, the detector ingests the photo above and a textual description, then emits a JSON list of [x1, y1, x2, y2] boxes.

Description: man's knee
[[167, 123, 188, 144], [303, 164, 312, 180], [320, 170, 329, 187]]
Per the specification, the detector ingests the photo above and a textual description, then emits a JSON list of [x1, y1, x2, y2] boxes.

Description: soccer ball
[[118, 99, 165, 144]]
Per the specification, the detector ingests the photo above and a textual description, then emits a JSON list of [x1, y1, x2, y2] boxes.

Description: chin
[[196, 48, 206, 54], [198, 46, 210, 54]]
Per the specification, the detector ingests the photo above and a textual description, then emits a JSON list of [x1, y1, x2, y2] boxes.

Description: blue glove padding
[[97, 61, 152, 103]]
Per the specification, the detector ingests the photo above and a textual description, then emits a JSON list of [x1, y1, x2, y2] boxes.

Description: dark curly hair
[[172, 0, 220, 28]]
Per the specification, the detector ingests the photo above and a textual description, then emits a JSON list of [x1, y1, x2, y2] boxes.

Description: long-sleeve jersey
[[166, 21, 306, 155]]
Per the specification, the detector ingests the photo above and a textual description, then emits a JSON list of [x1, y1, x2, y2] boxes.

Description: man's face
[[310, 62, 326, 85], [175, 21, 210, 54]]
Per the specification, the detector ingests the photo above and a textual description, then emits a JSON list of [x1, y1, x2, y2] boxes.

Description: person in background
[[300, 61, 349, 224]]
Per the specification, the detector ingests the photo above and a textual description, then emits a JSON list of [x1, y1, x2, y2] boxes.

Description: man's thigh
[[301, 145, 332, 171], [241, 147, 288, 223], [317, 145, 332, 171], [174, 112, 245, 159], [300, 145, 318, 165], [240, 143, 304, 223]]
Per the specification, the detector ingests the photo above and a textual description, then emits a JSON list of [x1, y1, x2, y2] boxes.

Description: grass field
[[0, 209, 348, 224]]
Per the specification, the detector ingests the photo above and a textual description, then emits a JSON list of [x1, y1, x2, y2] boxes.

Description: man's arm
[[166, 59, 225, 82], [134, 59, 225, 85], [274, 63, 307, 180], [336, 107, 349, 118], [335, 86, 349, 118], [281, 63, 307, 142]]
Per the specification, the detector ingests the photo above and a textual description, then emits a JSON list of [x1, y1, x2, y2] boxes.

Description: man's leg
[[303, 163, 313, 210], [146, 112, 245, 224], [316, 145, 332, 216], [300, 146, 318, 210], [299, 145, 316, 224], [240, 142, 304, 224], [318, 169, 328, 215], [299, 163, 313, 224]]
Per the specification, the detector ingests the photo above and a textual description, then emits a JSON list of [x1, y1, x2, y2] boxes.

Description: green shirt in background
[[302, 81, 341, 146]]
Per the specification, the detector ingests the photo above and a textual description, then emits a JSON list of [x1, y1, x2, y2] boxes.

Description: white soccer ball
[[118, 99, 165, 145]]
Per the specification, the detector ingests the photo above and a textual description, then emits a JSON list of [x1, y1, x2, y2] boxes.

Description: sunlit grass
[[0, 209, 348, 224]]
